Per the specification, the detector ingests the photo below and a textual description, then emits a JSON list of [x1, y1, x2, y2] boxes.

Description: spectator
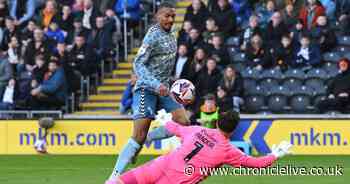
[[87, 15, 115, 61], [120, 73, 137, 114], [105, 9, 122, 45], [293, 33, 321, 69], [209, 34, 230, 69], [219, 65, 244, 112], [9, 0, 36, 27], [173, 44, 192, 80], [82, 0, 100, 29], [0, 78, 16, 110], [68, 33, 97, 76], [230, 0, 252, 27], [97, 0, 114, 14], [186, 28, 206, 57], [320, 0, 336, 22], [66, 16, 90, 45], [198, 94, 219, 128], [23, 28, 52, 69], [45, 21, 66, 44], [211, 0, 237, 38], [281, 3, 298, 29], [114, 0, 140, 27], [7, 36, 20, 75], [178, 20, 193, 44], [29, 59, 67, 110], [255, 0, 275, 28], [290, 19, 306, 44], [245, 33, 273, 70], [0, 50, 12, 91], [202, 18, 222, 43], [32, 55, 47, 83], [216, 86, 233, 113], [299, 0, 325, 30], [195, 57, 222, 101], [0, 0, 8, 28], [317, 58, 350, 113], [311, 15, 337, 52], [56, 5, 75, 34], [38, 0, 59, 28], [335, 0, 350, 35], [266, 11, 289, 46], [184, 0, 210, 32], [240, 14, 263, 51], [273, 34, 295, 71], [1, 17, 19, 51], [20, 20, 36, 44], [53, 42, 79, 93], [73, 0, 85, 12], [188, 47, 208, 83]]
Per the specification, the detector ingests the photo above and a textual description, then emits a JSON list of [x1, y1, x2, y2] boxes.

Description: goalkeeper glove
[[271, 140, 292, 158], [155, 109, 172, 125]]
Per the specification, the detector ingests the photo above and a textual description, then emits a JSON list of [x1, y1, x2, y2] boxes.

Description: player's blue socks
[[110, 138, 141, 179], [146, 125, 174, 143]]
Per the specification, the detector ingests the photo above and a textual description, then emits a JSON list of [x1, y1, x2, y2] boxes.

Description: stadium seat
[[290, 95, 312, 113], [246, 85, 266, 96], [225, 36, 241, 47], [337, 35, 350, 46], [322, 62, 339, 77], [344, 52, 350, 60], [306, 68, 328, 80], [241, 68, 261, 80], [269, 85, 291, 96], [244, 95, 265, 113], [284, 69, 306, 80], [228, 47, 240, 62], [323, 52, 341, 63], [259, 78, 279, 91], [267, 95, 288, 113], [334, 46, 350, 56], [261, 68, 283, 80], [305, 78, 324, 92], [291, 85, 313, 96], [233, 52, 246, 63], [243, 78, 257, 92], [313, 95, 326, 106], [232, 62, 245, 72], [282, 78, 303, 90]]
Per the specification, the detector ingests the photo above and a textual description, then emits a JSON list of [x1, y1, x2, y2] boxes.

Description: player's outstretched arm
[[165, 121, 188, 138], [226, 141, 292, 168]]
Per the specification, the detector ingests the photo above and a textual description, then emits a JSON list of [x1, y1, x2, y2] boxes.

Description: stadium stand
[[1, 0, 350, 118]]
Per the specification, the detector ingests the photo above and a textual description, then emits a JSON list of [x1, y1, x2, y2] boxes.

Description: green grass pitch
[[0, 155, 348, 184]]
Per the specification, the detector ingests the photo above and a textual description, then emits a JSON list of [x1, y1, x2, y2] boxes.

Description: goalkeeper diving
[[105, 111, 292, 184]]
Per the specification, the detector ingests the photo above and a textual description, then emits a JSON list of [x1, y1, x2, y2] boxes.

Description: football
[[170, 79, 195, 105]]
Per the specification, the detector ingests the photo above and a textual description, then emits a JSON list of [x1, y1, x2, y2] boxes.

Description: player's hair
[[217, 111, 240, 133], [158, 2, 175, 11]]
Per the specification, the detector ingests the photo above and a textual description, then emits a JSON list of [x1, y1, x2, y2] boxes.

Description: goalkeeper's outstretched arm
[[226, 141, 292, 168]]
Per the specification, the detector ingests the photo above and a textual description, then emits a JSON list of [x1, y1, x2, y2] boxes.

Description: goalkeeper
[[106, 111, 292, 184]]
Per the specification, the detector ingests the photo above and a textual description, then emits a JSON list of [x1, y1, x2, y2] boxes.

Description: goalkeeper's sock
[[146, 126, 174, 143], [110, 138, 141, 179]]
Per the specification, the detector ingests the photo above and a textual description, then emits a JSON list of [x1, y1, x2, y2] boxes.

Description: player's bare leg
[[109, 118, 151, 179], [131, 108, 190, 164]]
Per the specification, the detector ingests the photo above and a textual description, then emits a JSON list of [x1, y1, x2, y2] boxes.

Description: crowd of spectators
[[0, 0, 136, 111], [175, 0, 350, 115]]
